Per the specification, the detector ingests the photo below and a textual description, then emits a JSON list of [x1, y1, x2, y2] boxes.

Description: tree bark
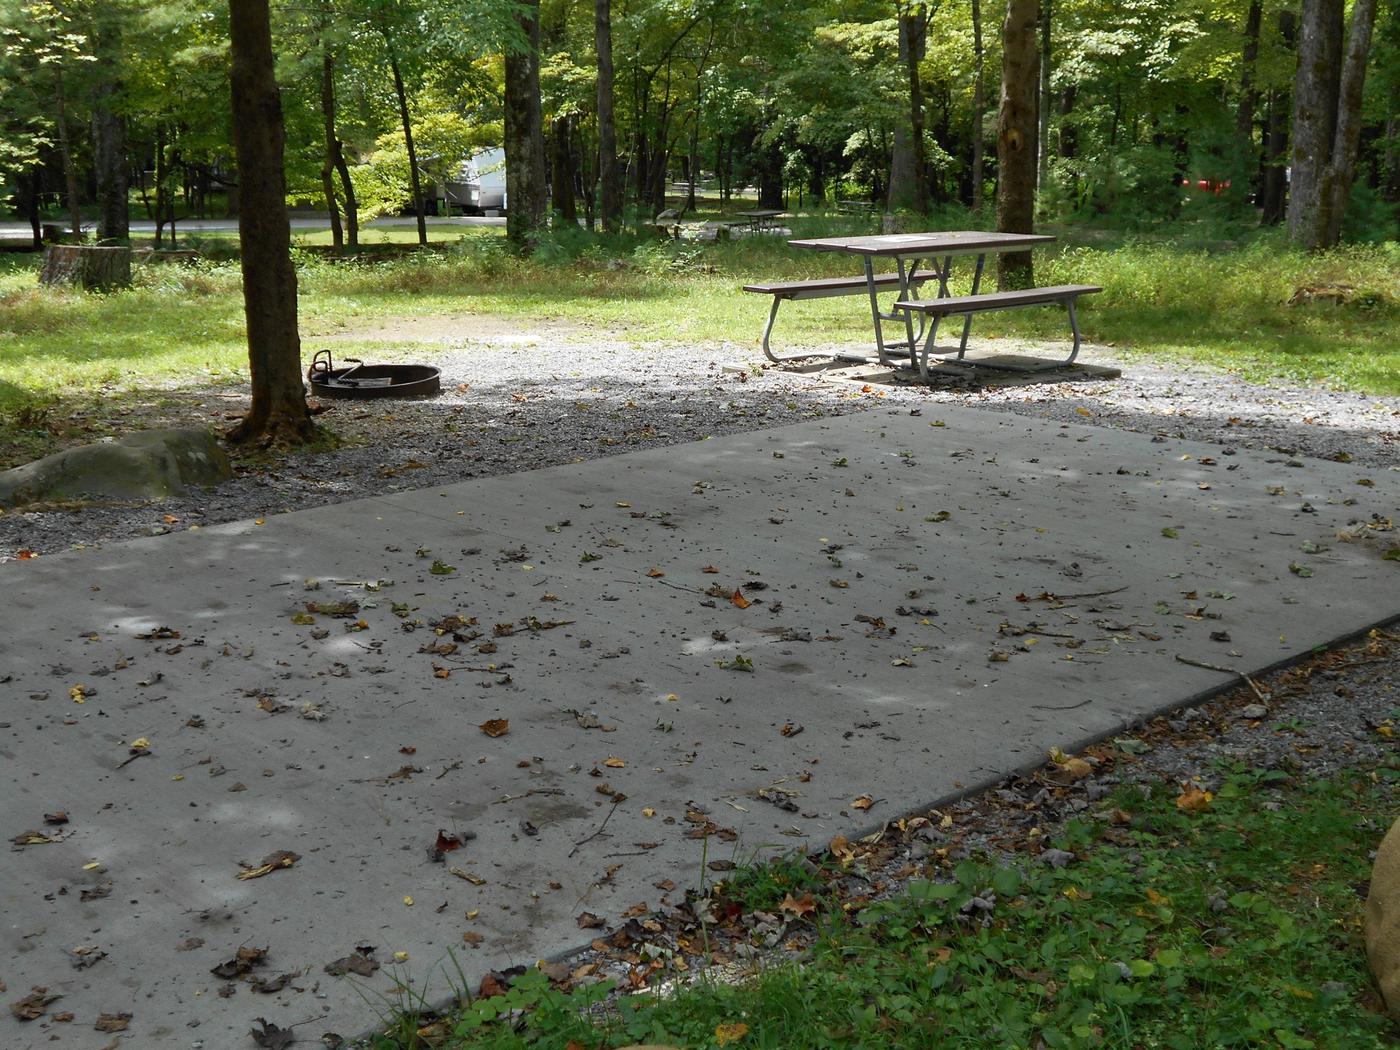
[[40, 245, 131, 290], [384, 38, 427, 247], [997, 0, 1039, 288], [1318, 0, 1378, 246], [1037, 0, 1052, 190], [1287, 0, 1344, 247], [1260, 10, 1295, 223], [1236, 0, 1262, 147], [320, 46, 343, 250], [53, 69, 83, 240], [226, 0, 314, 446], [21, 168, 43, 248], [550, 114, 577, 223], [92, 27, 129, 244], [887, 5, 927, 212], [595, 0, 621, 232], [505, 0, 548, 246], [971, 0, 985, 214]]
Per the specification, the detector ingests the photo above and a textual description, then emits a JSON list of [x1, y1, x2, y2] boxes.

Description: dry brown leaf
[[646, 568, 665, 578], [779, 893, 817, 918], [10, 987, 60, 1021], [1175, 785, 1214, 813], [604, 756, 626, 768], [94, 1011, 131, 1032], [479, 719, 510, 738], [730, 588, 751, 610], [851, 795, 875, 811], [236, 850, 300, 881]]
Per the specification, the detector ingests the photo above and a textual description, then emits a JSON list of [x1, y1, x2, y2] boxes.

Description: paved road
[[0, 215, 505, 237], [2, 406, 1396, 1047]]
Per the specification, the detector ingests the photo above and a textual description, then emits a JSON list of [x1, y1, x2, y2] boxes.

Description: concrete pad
[[2, 405, 1397, 1048]]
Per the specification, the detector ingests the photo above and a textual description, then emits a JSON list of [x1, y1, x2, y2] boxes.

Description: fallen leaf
[[576, 912, 605, 929], [604, 757, 626, 768], [249, 1017, 295, 1049], [716, 1021, 750, 1045], [462, 931, 484, 947], [210, 946, 268, 980], [730, 588, 751, 609], [1175, 785, 1214, 814], [851, 795, 875, 811], [10, 987, 60, 1021], [236, 850, 300, 881], [780, 893, 818, 918], [701, 565, 720, 574], [94, 1011, 131, 1032], [480, 718, 509, 738], [646, 568, 665, 578]]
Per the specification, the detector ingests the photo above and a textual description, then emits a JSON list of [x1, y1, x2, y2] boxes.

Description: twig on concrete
[[1174, 654, 1268, 703], [569, 800, 621, 858]]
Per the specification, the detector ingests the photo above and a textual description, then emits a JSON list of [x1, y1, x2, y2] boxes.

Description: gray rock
[[1239, 703, 1269, 720], [1041, 848, 1076, 869], [0, 428, 231, 507]]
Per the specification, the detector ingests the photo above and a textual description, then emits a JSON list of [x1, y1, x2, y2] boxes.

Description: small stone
[[1239, 703, 1268, 720], [1041, 848, 1076, 869]]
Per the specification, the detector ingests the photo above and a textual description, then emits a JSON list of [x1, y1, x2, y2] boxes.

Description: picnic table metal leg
[[898, 257, 918, 364], [863, 257, 892, 367], [1064, 297, 1083, 365], [955, 253, 986, 361]]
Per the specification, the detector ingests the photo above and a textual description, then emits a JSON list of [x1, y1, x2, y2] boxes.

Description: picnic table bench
[[744, 231, 1100, 378], [835, 200, 875, 215]]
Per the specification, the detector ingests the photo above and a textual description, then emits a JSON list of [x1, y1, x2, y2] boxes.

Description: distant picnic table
[[745, 230, 1101, 379], [734, 209, 786, 234]]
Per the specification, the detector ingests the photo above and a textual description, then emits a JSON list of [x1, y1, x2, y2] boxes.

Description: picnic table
[[744, 230, 1100, 378], [734, 209, 786, 234]]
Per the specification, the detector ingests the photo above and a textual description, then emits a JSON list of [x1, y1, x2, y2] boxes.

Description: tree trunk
[[1384, 114, 1400, 203], [595, 0, 621, 232], [226, 0, 314, 446], [887, 6, 925, 212], [1037, 0, 1052, 190], [320, 46, 344, 250], [1318, 0, 1378, 246], [154, 125, 168, 248], [54, 69, 83, 240], [92, 24, 129, 244], [1260, 11, 1295, 223], [505, 0, 548, 246], [971, 0, 985, 214], [384, 40, 427, 247], [550, 114, 577, 223], [21, 168, 43, 249], [1237, 0, 1262, 147], [1287, 0, 1345, 248], [997, 0, 1039, 288], [39, 245, 132, 290]]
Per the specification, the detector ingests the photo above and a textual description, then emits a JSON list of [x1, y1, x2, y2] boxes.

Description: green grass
[[374, 761, 1398, 1050], [1, 218, 1398, 466]]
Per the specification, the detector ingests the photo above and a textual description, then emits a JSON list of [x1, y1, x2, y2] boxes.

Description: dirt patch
[[305, 313, 581, 346]]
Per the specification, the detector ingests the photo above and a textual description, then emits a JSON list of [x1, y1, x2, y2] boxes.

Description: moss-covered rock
[[0, 428, 232, 507]]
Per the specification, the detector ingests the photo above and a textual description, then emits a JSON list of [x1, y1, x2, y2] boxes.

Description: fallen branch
[[569, 799, 621, 858], [1174, 654, 1268, 703]]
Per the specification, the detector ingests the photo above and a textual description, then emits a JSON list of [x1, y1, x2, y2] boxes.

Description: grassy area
[[1, 215, 1398, 465], [375, 761, 1398, 1050]]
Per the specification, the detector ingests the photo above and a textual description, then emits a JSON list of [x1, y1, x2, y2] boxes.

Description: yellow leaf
[[604, 757, 626, 768], [646, 568, 665, 578], [69, 685, 86, 703], [403, 896, 414, 906], [1145, 887, 1171, 907], [642, 807, 656, 818], [393, 951, 409, 962], [130, 737, 150, 750], [1175, 785, 1213, 813], [715, 1021, 750, 1045], [1075, 406, 1092, 417]]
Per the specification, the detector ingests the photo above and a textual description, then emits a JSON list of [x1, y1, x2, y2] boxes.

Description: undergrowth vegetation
[[370, 761, 1398, 1050]]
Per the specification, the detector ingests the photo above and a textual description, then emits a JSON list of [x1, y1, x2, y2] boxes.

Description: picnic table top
[[788, 230, 1055, 257], [736, 208, 786, 218]]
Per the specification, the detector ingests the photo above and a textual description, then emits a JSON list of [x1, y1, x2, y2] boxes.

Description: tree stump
[[39, 245, 132, 291]]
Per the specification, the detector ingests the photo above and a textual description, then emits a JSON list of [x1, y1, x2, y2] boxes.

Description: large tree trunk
[[384, 39, 427, 247], [997, 0, 1039, 288], [1260, 11, 1296, 223], [550, 114, 577, 223], [971, 0, 985, 214], [1237, 1, 1262, 149], [595, 0, 621, 232], [20, 168, 43, 248], [92, 25, 129, 244], [53, 69, 83, 240], [320, 46, 344, 250], [1287, 0, 1345, 247], [887, 5, 927, 212], [1318, 0, 1378, 246], [505, 0, 548, 246], [226, 0, 314, 446], [1037, 0, 1052, 190]]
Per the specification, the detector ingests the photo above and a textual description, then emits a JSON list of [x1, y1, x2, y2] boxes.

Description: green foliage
[[373, 763, 1397, 1049]]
